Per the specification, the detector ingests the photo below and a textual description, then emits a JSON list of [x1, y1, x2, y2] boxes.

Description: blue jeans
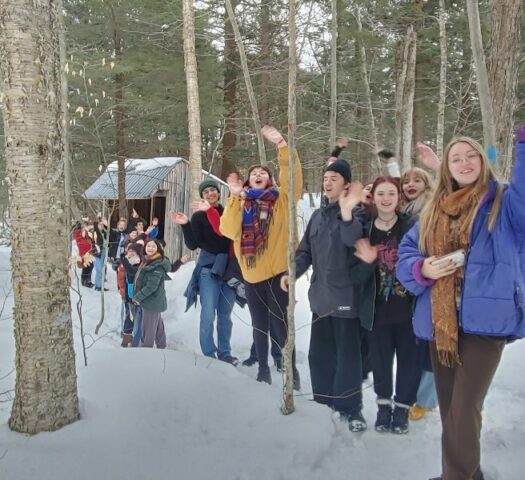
[[199, 267, 236, 358], [131, 304, 143, 347], [94, 250, 106, 289], [416, 370, 438, 409]]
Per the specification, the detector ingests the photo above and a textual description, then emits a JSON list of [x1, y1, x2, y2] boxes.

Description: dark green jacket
[[134, 256, 172, 312]]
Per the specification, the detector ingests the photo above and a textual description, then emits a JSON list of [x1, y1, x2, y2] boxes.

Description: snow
[[105, 157, 182, 172], [1, 199, 525, 479]]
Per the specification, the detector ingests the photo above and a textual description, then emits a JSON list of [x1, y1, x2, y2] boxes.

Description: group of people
[[74, 124, 525, 480]]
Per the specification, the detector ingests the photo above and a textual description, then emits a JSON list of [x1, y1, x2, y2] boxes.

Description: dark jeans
[[248, 321, 282, 362], [309, 314, 362, 415], [81, 264, 93, 284], [244, 274, 292, 370], [431, 334, 504, 480], [368, 321, 421, 406]]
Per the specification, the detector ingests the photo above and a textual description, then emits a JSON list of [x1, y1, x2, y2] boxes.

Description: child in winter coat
[[396, 129, 525, 480], [117, 242, 143, 347], [73, 221, 96, 287], [133, 239, 172, 349]]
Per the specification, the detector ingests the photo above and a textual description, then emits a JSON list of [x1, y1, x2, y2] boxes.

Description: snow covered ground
[[1, 201, 525, 479]]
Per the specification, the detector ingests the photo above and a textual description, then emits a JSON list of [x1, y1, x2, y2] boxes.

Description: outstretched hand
[[170, 211, 189, 225], [191, 199, 211, 212], [339, 182, 363, 221], [226, 172, 244, 197], [354, 238, 378, 264], [416, 142, 441, 172], [261, 125, 287, 147], [336, 137, 349, 148]]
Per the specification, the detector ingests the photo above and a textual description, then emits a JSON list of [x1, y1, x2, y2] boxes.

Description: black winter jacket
[[295, 202, 376, 324]]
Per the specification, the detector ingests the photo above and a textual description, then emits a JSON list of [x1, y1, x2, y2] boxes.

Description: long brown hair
[[418, 137, 503, 253]]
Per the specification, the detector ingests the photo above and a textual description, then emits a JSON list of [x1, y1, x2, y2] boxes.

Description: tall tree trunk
[[283, 0, 297, 416], [219, 0, 238, 179], [224, 0, 267, 165], [259, 1, 272, 127], [488, 0, 521, 178], [329, 0, 337, 147], [108, 3, 127, 219], [466, 0, 496, 150], [0, 0, 80, 433], [411, 0, 425, 149], [354, 8, 381, 172], [182, 0, 203, 199], [436, 0, 447, 159], [400, 27, 417, 170], [394, 37, 409, 160]]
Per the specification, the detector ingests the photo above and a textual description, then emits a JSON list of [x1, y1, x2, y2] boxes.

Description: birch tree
[[283, 0, 297, 415], [225, 0, 267, 165], [329, 0, 337, 147], [182, 0, 203, 199], [466, 0, 496, 150], [436, 0, 447, 159], [0, 0, 80, 433]]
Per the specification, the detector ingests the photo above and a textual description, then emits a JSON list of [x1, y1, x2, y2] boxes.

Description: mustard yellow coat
[[220, 146, 303, 284]]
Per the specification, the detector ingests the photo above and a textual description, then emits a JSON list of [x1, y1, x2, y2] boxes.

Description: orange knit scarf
[[428, 185, 477, 367]]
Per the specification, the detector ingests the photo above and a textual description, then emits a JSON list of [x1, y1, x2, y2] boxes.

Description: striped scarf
[[241, 187, 279, 268]]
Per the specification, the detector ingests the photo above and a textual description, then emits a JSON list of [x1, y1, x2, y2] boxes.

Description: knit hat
[[199, 179, 220, 198], [243, 165, 274, 188], [324, 158, 352, 183]]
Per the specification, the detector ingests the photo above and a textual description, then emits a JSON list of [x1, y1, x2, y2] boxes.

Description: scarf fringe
[[437, 348, 462, 368]]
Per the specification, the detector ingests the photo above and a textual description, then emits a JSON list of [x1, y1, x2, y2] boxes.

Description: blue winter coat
[[396, 140, 525, 341]]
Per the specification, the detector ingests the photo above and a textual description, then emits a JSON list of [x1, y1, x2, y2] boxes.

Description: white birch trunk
[[436, 0, 447, 159], [329, 0, 337, 147], [0, 0, 80, 433], [225, 0, 267, 165], [466, 0, 496, 150], [401, 27, 417, 171], [283, 0, 297, 416], [182, 0, 203, 199], [355, 8, 381, 172]]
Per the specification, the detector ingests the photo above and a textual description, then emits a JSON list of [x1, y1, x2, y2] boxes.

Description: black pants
[[244, 274, 292, 370], [309, 314, 362, 415], [81, 264, 93, 284], [248, 328, 282, 361], [368, 321, 421, 406]]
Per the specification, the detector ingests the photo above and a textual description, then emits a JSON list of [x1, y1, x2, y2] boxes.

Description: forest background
[[0, 0, 523, 209]]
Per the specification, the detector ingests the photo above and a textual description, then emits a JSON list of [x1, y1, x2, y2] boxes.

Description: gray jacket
[[296, 202, 375, 320]]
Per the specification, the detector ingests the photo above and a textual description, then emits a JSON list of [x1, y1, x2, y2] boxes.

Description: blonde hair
[[400, 167, 434, 202], [418, 137, 503, 253]]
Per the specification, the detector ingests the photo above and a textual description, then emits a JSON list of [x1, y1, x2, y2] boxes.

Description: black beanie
[[199, 179, 220, 198], [324, 158, 352, 183]]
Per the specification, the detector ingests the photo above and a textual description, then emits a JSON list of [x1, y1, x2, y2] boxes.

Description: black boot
[[293, 368, 301, 391], [392, 404, 410, 434], [256, 366, 272, 385], [242, 356, 257, 367], [274, 357, 283, 372], [375, 401, 393, 433]]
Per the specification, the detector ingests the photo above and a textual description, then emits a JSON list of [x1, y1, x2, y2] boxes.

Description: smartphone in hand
[[431, 249, 466, 268]]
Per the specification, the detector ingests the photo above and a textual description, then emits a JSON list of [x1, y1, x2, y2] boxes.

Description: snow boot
[[121, 334, 133, 348], [409, 404, 434, 421], [256, 366, 272, 385], [274, 357, 283, 372], [392, 403, 410, 434], [375, 399, 393, 433], [346, 411, 367, 433], [242, 356, 257, 367], [219, 355, 239, 367]]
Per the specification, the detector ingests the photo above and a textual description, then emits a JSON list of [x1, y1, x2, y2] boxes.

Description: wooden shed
[[83, 157, 228, 261]]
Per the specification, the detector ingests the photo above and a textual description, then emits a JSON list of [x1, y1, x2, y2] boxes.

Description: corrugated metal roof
[[84, 157, 182, 200]]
